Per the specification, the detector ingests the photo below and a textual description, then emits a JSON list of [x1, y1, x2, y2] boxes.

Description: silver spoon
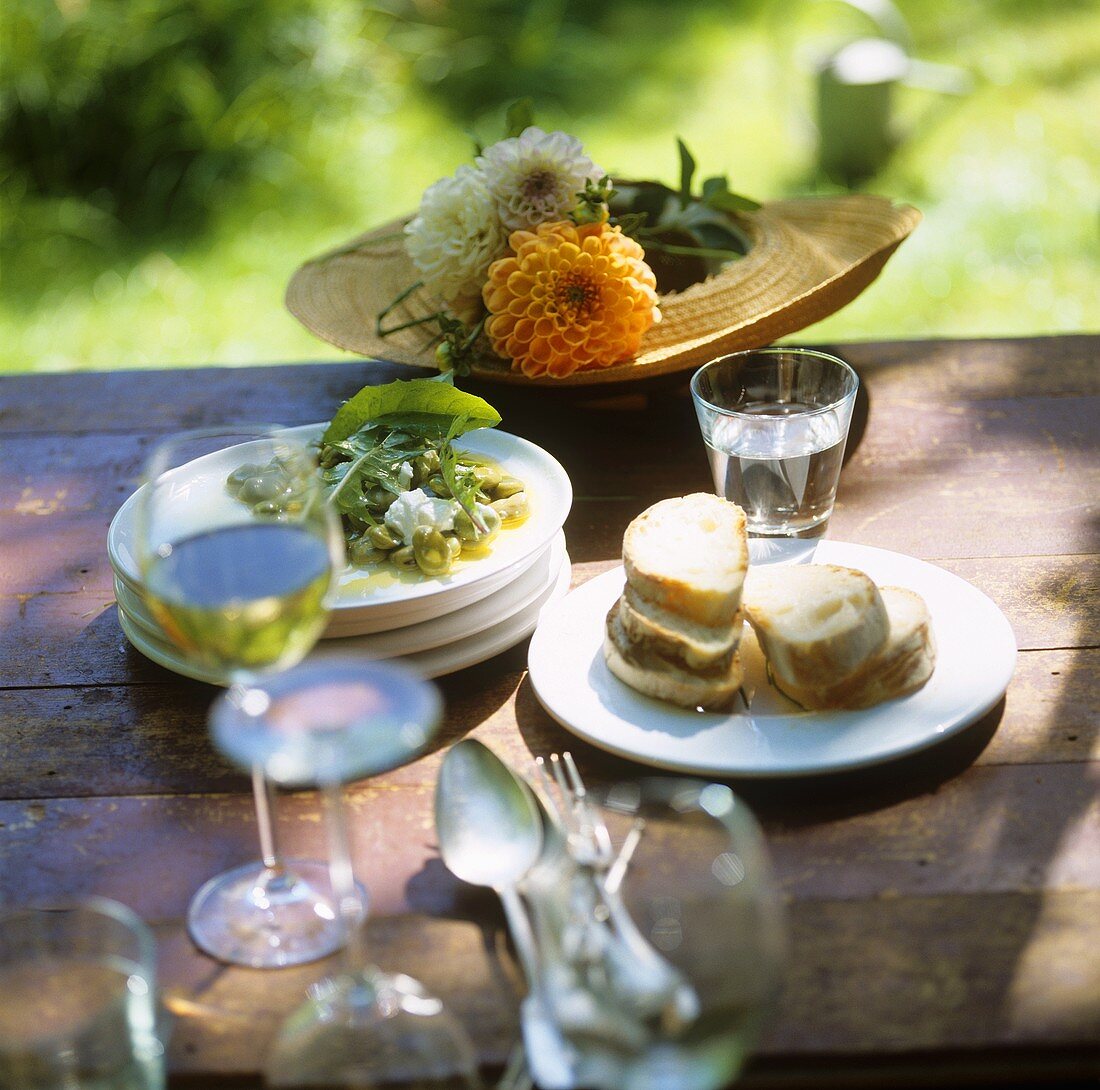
[[435, 740, 576, 1090], [435, 739, 543, 974]]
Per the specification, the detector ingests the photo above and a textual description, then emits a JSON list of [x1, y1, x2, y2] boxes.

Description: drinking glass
[[691, 348, 858, 563], [217, 658, 481, 1089], [134, 426, 348, 968], [0, 897, 165, 1089]]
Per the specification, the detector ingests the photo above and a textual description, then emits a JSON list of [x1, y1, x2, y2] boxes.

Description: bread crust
[[619, 586, 742, 670], [743, 564, 889, 686], [622, 494, 747, 627], [771, 585, 935, 710], [604, 601, 744, 710]]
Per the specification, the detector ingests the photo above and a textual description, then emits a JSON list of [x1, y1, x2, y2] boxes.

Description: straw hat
[[286, 194, 920, 387]]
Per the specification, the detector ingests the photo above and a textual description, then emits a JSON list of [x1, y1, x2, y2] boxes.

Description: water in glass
[[703, 400, 847, 538]]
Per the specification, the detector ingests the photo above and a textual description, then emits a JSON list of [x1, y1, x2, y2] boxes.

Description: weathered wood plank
[[830, 334, 1100, 402], [2, 763, 1095, 930], [2, 549, 1091, 692], [0, 360, 418, 436], [2, 337, 1097, 438], [141, 891, 1100, 1076], [2, 648, 1095, 801], [933, 555, 1100, 649], [2, 386, 1095, 598]]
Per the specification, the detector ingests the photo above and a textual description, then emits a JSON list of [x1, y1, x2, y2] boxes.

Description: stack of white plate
[[108, 427, 573, 682]]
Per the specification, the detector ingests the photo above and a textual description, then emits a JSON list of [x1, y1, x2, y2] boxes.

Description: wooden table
[[1, 335, 1097, 1087]]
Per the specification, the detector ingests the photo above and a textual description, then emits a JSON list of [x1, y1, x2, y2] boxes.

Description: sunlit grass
[[1, 1, 1096, 374]]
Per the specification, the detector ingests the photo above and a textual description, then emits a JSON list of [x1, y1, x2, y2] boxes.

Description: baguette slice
[[604, 601, 744, 710], [623, 494, 748, 627], [743, 563, 889, 689], [772, 586, 936, 710], [619, 585, 742, 670]]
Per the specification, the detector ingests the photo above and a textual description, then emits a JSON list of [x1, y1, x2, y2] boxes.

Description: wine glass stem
[[251, 763, 284, 875], [321, 777, 368, 976]]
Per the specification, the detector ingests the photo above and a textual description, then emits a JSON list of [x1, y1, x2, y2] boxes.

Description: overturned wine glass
[[213, 657, 482, 1089]]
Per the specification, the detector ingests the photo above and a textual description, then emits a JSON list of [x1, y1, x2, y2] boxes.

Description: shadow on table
[[510, 670, 1006, 821]]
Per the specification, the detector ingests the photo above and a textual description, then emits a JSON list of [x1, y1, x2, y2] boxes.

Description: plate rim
[[527, 541, 1017, 778], [118, 531, 567, 657], [118, 547, 572, 683]]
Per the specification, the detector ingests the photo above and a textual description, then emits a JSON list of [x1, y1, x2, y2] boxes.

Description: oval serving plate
[[108, 425, 572, 635]]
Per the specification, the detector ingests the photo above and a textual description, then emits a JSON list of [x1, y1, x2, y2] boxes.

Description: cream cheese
[[384, 489, 457, 545]]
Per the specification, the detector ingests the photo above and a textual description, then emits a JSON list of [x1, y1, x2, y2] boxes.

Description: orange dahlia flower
[[482, 220, 661, 379]]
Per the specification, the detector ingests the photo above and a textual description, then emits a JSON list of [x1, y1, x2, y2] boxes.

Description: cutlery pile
[[435, 742, 710, 1090]]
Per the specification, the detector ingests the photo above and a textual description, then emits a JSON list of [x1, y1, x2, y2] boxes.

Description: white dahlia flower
[[404, 164, 508, 301], [477, 126, 604, 231]]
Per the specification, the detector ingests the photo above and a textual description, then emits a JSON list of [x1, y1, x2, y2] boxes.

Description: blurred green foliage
[[0, 0, 1096, 373], [379, 0, 766, 124], [2, 0, 386, 237]]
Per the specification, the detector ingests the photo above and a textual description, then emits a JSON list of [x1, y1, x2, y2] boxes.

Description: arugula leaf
[[324, 379, 501, 445], [436, 414, 486, 530]]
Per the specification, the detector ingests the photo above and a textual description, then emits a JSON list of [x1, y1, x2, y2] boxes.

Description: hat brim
[[286, 194, 920, 387]]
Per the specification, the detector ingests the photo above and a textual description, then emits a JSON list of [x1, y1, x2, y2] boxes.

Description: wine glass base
[[266, 971, 480, 1087], [188, 858, 363, 968]]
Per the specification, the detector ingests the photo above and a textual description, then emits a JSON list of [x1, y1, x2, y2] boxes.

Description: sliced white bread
[[618, 585, 742, 670], [604, 601, 744, 711], [622, 494, 748, 627], [770, 585, 936, 710], [743, 563, 889, 689]]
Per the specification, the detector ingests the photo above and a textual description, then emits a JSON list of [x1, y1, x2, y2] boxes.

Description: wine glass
[[210, 657, 481, 1089], [134, 425, 349, 968]]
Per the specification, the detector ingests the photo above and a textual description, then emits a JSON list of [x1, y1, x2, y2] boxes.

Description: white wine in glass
[[135, 426, 350, 968]]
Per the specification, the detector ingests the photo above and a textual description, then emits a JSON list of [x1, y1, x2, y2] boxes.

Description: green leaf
[[505, 98, 534, 138], [701, 174, 761, 212], [323, 379, 501, 445], [439, 416, 485, 529], [610, 181, 675, 222], [677, 137, 696, 209]]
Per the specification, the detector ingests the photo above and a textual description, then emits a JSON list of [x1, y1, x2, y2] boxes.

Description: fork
[[533, 753, 700, 1030]]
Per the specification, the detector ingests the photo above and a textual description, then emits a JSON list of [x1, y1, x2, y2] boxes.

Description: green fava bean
[[240, 475, 287, 503], [367, 525, 402, 551], [349, 538, 384, 567], [472, 464, 502, 491], [252, 500, 283, 518], [414, 451, 441, 480], [390, 545, 419, 570], [426, 474, 452, 498], [445, 534, 462, 559], [454, 504, 501, 544], [491, 492, 528, 521], [227, 463, 263, 492], [367, 487, 395, 511], [493, 476, 524, 500], [412, 526, 452, 576]]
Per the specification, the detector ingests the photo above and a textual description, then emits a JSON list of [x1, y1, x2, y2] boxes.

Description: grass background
[[1, 0, 1097, 375]]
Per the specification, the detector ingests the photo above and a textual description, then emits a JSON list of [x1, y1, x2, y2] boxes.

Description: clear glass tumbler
[[691, 348, 858, 562], [0, 897, 165, 1090]]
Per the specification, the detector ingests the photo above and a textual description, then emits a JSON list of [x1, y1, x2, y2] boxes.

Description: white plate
[[118, 532, 567, 658], [118, 548, 572, 683], [527, 541, 1017, 778], [108, 425, 572, 635]]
